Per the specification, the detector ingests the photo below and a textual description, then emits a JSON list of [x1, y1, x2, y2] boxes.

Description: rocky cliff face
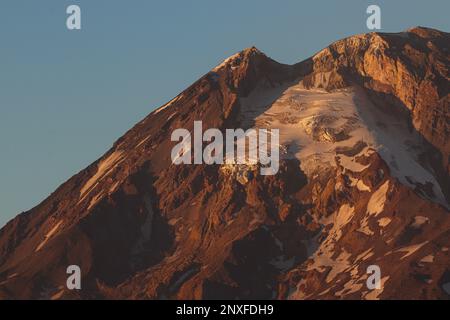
[[0, 27, 449, 300], [303, 27, 449, 174]]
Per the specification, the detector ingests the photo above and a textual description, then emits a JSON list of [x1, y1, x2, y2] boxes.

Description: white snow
[[324, 250, 352, 284], [87, 192, 104, 211], [337, 154, 370, 173], [348, 176, 371, 192], [420, 254, 434, 263], [51, 289, 65, 300], [378, 217, 392, 227], [411, 216, 429, 229], [364, 276, 390, 300], [303, 247, 353, 286], [136, 135, 151, 148], [0, 273, 19, 286], [152, 94, 183, 115], [240, 81, 447, 207], [335, 263, 365, 297], [395, 241, 428, 260], [355, 248, 374, 262], [168, 217, 182, 226], [320, 204, 355, 243], [358, 181, 390, 235], [35, 220, 63, 252], [78, 150, 125, 204], [367, 181, 390, 215], [271, 80, 445, 294], [291, 205, 355, 299], [240, 84, 376, 176], [212, 52, 242, 72], [109, 181, 121, 194]]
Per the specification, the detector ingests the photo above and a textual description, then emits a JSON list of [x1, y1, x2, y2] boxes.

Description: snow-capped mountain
[[0, 27, 449, 300]]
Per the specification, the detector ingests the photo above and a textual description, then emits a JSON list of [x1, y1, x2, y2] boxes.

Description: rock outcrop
[[0, 27, 448, 300]]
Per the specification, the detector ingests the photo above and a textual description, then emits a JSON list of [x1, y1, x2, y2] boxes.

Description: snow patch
[[349, 176, 371, 192], [35, 220, 64, 252], [153, 94, 183, 115], [395, 241, 428, 260], [0, 273, 19, 286], [79, 150, 125, 204], [291, 206, 355, 298], [51, 289, 65, 300], [240, 84, 375, 177], [420, 254, 434, 263], [240, 81, 447, 208], [377, 217, 392, 227], [355, 248, 374, 262], [136, 135, 151, 148], [335, 264, 364, 297], [358, 181, 390, 235], [364, 276, 390, 300], [212, 52, 242, 71], [367, 181, 390, 215], [411, 216, 429, 229], [321, 204, 355, 242]]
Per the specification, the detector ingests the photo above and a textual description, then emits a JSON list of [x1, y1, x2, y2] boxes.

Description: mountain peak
[[212, 46, 267, 72], [242, 46, 263, 55], [405, 26, 447, 37], [1, 28, 449, 300]]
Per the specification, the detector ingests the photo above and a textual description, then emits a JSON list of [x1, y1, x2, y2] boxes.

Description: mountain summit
[[0, 27, 449, 300]]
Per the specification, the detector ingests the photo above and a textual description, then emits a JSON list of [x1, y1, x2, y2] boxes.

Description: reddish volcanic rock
[[0, 27, 448, 300]]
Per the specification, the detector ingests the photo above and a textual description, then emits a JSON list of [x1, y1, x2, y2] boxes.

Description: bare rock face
[[0, 27, 449, 300], [302, 27, 449, 175]]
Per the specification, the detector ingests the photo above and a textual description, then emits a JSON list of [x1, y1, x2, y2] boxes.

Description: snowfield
[[240, 80, 448, 208]]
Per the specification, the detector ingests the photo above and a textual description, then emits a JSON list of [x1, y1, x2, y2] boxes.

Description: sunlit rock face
[[0, 27, 449, 300]]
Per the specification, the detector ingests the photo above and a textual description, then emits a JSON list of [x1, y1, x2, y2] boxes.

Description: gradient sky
[[0, 0, 449, 227]]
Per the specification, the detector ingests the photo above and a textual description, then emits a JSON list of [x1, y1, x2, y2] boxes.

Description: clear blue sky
[[0, 0, 449, 227]]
